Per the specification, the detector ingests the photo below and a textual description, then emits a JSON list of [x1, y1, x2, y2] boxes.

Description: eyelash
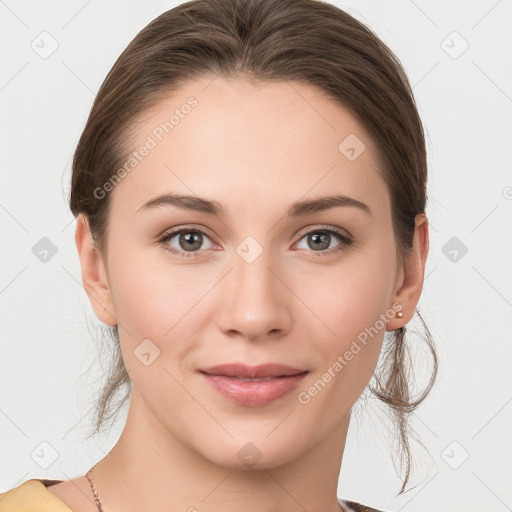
[[157, 225, 354, 259]]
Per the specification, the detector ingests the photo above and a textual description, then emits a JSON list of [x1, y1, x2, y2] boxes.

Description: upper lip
[[199, 363, 308, 378]]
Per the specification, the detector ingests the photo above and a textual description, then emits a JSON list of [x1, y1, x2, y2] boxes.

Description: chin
[[190, 431, 308, 471]]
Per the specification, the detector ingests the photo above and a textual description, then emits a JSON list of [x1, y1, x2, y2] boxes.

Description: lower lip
[[200, 372, 308, 407]]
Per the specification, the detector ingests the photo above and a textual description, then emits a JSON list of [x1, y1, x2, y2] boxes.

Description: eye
[[158, 225, 353, 259], [295, 226, 353, 257], [158, 227, 215, 258]]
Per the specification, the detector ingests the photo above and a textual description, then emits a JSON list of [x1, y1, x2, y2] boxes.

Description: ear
[[386, 213, 429, 330], [75, 213, 117, 326]]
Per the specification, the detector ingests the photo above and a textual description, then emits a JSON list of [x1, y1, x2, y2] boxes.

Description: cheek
[[107, 246, 206, 334], [109, 258, 207, 404], [292, 243, 396, 341], [282, 283, 390, 447], [292, 242, 396, 405], [106, 248, 220, 386]]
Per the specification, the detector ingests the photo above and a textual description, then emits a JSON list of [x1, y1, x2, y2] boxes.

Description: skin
[[47, 76, 428, 512]]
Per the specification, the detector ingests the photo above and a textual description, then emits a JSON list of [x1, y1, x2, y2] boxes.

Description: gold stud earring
[[397, 310, 404, 318]]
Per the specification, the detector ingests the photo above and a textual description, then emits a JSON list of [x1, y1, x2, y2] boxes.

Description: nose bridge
[[217, 234, 290, 339], [231, 233, 278, 300]]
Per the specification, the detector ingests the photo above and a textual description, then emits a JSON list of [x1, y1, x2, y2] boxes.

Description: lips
[[198, 363, 309, 407], [199, 363, 307, 379]]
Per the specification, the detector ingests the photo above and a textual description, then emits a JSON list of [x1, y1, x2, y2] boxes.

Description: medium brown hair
[[69, 0, 438, 495]]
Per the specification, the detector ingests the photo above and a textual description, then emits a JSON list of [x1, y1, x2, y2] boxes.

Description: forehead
[[110, 76, 390, 220]]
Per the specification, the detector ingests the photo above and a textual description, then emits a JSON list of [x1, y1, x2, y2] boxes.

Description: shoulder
[[339, 498, 392, 512], [0, 479, 71, 511]]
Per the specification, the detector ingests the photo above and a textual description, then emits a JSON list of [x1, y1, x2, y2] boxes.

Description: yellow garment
[[0, 479, 71, 511], [0, 478, 387, 512]]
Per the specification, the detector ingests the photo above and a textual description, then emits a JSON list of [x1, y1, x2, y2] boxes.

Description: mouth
[[198, 363, 309, 407], [199, 362, 308, 379]]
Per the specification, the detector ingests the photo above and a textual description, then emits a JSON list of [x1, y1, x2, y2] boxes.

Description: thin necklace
[[85, 464, 347, 512], [85, 465, 105, 512]]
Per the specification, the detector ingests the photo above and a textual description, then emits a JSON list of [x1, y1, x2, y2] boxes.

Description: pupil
[[182, 231, 201, 250], [311, 232, 329, 250]]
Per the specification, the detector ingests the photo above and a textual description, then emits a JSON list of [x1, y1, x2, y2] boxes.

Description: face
[[83, 76, 411, 469]]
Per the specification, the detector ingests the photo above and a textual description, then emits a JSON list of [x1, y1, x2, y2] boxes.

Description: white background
[[0, 1, 511, 510]]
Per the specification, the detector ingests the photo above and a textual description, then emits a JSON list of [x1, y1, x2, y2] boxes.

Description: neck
[[90, 387, 349, 512]]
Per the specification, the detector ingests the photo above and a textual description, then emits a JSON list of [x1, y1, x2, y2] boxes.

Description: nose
[[215, 242, 293, 342]]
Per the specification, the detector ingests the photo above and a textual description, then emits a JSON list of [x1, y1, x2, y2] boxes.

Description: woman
[[0, 0, 437, 510]]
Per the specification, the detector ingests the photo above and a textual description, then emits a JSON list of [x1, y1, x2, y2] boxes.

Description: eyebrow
[[136, 192, 372, 217]]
